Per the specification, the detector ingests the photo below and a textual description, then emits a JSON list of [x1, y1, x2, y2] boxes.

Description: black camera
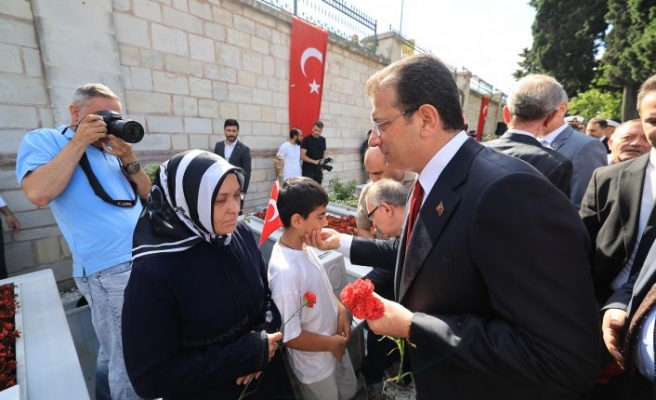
[[318, 157, 334, 172], [97, 110, 144, 143]]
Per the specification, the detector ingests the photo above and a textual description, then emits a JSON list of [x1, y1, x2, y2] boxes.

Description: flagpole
[[399, 0, 405, 35]]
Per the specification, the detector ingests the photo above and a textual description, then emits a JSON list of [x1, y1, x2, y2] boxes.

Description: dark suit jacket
[[549, 126, 607, 209], [351, 138, 600, 400], [214, 140, 252, 193], [486, 131, 573, 196], [602, 230, 656, 399], [580, 153, 650, 305]]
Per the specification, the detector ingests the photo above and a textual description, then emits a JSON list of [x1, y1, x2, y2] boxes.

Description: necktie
[[630, 203, 656, 276], [405, 182, 424, 249]]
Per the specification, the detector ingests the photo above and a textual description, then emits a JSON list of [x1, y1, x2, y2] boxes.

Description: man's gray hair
[[507, 75, 568, 121], [367, 179, 409, 207], [71, 83, 120, 106]]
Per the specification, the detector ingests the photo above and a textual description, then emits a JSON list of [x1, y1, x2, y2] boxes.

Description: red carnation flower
[[340, 278, 384, 320], [303, 291, 317, 308]]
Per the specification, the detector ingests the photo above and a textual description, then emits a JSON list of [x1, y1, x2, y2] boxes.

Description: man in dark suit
[[308, 54, 600, 400], [586, 117, 612, 153], [595, 74, 656, 399], [214, 119, 251, 197], [486, 74, 573, 196]]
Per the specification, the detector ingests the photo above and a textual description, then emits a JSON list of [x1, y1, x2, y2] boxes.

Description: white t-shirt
[[267, 243, 338, 384], [276, 141, 301, 181]]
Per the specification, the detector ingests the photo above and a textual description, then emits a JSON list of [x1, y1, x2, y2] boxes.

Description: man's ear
[[417, 104, 440, 137], [69, 104, 80, 125], [503, 106, 511, 124]]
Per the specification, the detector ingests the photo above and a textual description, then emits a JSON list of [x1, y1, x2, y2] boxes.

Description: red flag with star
[[289, 17, 328, 138], [476, 96, 489, 141], [259, 181, 283, 246]]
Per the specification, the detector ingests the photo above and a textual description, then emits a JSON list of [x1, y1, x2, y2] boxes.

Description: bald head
[[364, 147, 405, 182]]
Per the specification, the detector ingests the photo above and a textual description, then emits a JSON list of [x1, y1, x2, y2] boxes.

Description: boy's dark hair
[[277, 177, 328, 228], [224, 119, 239, 129], [313, 120, 324, 129], [290, 128, 300, 139]]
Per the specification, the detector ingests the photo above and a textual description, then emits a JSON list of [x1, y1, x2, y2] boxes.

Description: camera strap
[[62, 127, 137, 208]]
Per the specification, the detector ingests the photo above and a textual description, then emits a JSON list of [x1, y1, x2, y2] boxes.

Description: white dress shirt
[[224, 141, 236, 161]]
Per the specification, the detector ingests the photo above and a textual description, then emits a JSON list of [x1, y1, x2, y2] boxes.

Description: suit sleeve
[[408, 173, 600, 392], [569, 139, 607, 209], [350, 236, 397, 271], [547, 159, 572, 198], [579, 168, 601, 258]]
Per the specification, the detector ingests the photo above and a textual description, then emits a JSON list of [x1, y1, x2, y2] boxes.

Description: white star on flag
[[309, 79, 321, 94]]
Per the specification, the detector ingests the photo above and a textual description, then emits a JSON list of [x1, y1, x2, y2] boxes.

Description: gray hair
[[507, 75, 568, 121], [367, 179, 409, 208], [71, 83, 120, 106]]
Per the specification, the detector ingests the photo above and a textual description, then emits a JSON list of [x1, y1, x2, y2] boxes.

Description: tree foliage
[[518, 0, 656, 120], [515, 0, 608, 96]]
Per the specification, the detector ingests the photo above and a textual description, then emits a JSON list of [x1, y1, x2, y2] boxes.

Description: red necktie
[[406, 182, 424, 249]]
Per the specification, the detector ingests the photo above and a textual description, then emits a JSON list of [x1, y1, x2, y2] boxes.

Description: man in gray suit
[[540, 99, 607, 209], [308, 54, 599, 400]]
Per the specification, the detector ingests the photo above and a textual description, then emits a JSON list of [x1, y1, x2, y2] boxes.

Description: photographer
[[301, 120, 327, 184], [16, 83, 150, 400]]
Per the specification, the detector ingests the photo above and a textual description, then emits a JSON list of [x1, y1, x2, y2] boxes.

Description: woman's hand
[[236, 372, 261, 385], [267, 332, 282, 361]]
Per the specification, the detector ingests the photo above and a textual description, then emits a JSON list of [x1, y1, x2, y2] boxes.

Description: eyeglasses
[[371, 107, 418, 136], [367, 204, 382, 221]]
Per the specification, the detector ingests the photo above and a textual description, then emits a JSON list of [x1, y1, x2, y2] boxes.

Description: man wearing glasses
[[306, 54, 599, 399], [356, 146, 415, 239]]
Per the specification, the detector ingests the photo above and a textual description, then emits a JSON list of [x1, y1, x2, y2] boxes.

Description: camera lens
[[112, 120, 144, 143]]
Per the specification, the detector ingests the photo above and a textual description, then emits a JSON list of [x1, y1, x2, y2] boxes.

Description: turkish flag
[[475, 96, 490, 142], [289, 17, 328, 138], [259, 181, 283, 246]]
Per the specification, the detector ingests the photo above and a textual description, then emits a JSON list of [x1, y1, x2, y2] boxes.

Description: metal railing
[[257, 0, 377, 51]]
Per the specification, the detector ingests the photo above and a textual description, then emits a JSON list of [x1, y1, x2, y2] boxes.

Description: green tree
[[602, 0, 656, 119], [568, 88, 622, 121], [515, 0, 608, 96]]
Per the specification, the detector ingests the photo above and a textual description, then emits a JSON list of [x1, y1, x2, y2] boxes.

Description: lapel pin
[[436, 201, 444, 216]]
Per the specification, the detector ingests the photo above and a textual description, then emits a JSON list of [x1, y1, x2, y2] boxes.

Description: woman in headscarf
[[122, 150, 295, 399]]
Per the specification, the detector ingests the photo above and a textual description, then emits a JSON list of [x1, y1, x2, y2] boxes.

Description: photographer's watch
[[124, 161, 141, 175]]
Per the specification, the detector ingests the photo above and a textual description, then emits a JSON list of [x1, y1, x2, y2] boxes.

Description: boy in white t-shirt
[[268, 177, 358, 400]]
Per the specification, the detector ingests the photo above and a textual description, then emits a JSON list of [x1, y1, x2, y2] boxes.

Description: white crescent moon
[[300, 47, 323, 78], [268, 199, 279, 221]]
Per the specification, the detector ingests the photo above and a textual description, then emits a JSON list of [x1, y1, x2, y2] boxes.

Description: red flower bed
[[0, 284, 20, 391], [252, 210, 357, 235]]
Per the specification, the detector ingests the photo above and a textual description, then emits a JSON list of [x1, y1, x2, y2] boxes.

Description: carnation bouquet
[[340, 279, 415, 399]]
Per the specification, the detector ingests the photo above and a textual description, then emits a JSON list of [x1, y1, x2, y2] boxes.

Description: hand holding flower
[[340, 279, 414, 385], [267, 332, 282, 360], [366, 295, 414, 339]]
